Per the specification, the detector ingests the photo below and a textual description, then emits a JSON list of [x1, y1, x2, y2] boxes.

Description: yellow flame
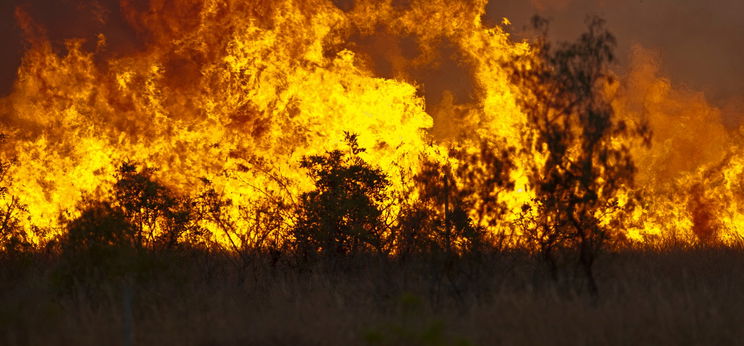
[[1, 0, 740, 249], [0, 0, 534, 247]]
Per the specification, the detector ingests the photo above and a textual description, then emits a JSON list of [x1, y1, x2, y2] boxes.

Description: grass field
[[3, 245, 744, 346]]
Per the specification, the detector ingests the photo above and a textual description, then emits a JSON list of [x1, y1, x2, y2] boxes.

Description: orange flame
[[0, 0, 741, 248]]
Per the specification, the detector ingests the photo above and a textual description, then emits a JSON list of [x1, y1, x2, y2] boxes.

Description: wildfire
[[0, 0, 741, 248]]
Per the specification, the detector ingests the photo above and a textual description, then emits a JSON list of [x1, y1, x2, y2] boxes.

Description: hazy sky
[[1, 0, 742, 122], [486, 0, 744, 124]]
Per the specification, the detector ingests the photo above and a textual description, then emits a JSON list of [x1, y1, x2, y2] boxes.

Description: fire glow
[[0, 0, 741, 248]]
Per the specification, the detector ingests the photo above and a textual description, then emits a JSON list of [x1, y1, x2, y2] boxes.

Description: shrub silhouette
[[113, 162, 203, 250], [0, 195, 30, 255], [0, 134, 31, 255], [65, 201, 134, 253], [448, 140, 515, 231], [407, 160, 485, 256], [399, 139, 513, 257], [292, 133, 391, 258], [513, 199, 570, 280], [505, 16, 650, 294], [55, 164, 207, 289], [196, 181, 288, 257], [55, 200, 137, 289]]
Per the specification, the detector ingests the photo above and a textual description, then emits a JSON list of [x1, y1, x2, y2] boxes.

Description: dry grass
[[2, 246, 744, 346]]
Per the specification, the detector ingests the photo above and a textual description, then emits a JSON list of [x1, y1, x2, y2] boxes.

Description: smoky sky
[[0, 0, 144, 96], [485, 0, 744, 125], [1, 0, 743, 124]]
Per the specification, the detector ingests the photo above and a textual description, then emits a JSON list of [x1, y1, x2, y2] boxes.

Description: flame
[[1, 0, 741, 248], [614, 47, 744, 243], [0, 0, 532, 247]]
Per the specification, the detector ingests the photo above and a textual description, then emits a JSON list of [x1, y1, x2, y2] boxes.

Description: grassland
[[2, 245, 744, 346]]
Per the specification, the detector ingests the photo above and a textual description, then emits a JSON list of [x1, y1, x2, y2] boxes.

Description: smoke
[[3, 0, 742, 123], [0, 2, 23, 96], [1, 0, 739, 165], [485, 0, 744, 127], [0, 0, 145, 96], [343, 27, 480, 139]]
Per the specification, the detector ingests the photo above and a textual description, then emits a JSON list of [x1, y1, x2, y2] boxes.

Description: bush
[[55, 200, 137, 289], [113, 162, 204, 250], [292, 133, 392, 259]]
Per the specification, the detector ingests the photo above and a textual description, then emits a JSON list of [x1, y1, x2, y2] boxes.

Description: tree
[[291, 132, 391, 258], [505, 16, 650, 294]]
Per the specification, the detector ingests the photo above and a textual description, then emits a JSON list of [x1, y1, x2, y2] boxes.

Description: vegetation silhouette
[[0, 15, 661, 299], [505, 16, 650, 294], [399, 139, 514, 259], [55, 163, 207, 290], [0, 134, 30, 256], [7, 13, 744, 345], [57, 200, 137, 286], [291, 132, 392, 260], [113, 162, 204, 250]]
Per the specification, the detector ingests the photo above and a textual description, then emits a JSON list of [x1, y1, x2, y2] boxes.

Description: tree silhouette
[[505, 16, 650, 294], [291, 132, 391, 258]]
